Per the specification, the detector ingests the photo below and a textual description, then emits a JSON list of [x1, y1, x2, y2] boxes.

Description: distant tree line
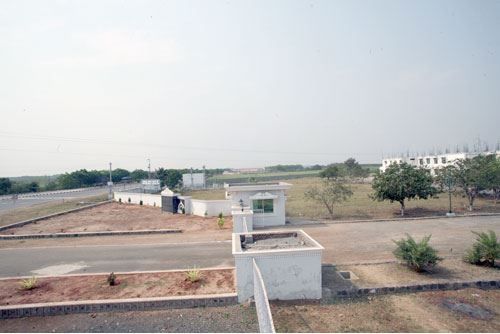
[[0, 167, 230, 195]]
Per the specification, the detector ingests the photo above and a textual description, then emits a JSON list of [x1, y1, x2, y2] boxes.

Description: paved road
[[300, 215, 500, 264], [1, 215, 499, 278], [0, 241, 233, 278], [0, 184, 138, 213]]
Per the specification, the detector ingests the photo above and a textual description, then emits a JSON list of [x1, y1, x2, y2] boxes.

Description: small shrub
[[139, 200, 143, 205], [217, 212, 225, 229], [464, 230, 499, 266], [107, 272, 117, 286], [118, 198, 122, 203], [128, 198, 131, 203], [186, 267, 202, 283], [393, 234, 442, 272], [20, 276, 37, 290], [204, 210, 208, 217]]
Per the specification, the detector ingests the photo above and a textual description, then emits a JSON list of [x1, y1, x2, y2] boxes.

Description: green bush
[[393, 234, 442, 272], [217, 212, 225, 229], [186, 267, 202, 283], [464, 230, 499, 266], [19, 276, 37, 290]]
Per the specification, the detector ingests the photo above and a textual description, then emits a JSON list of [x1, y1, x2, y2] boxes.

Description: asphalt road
[[0, 184, 138, 213], [1, 215, 499, 278], [0, 240, 233, 278]]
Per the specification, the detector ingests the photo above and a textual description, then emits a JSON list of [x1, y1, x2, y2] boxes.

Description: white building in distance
[[380, 151, 500, 175]]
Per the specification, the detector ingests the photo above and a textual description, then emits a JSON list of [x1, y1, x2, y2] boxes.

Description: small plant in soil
[[393, 234, 442, 272], [217, 212, 225, 229], [107, 272, 118, 286], [464, 230, 499, 266], [19, 276, 37, 290], [186, 267, 202, 283]]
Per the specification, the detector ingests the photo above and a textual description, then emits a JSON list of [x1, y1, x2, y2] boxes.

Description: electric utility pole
[[147, 158, 151, 179]]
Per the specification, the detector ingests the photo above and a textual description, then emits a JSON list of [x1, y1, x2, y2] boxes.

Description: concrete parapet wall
[[114, 192, 161, 207], [191, 199, 232, 217], [233, 230, 323, 302]]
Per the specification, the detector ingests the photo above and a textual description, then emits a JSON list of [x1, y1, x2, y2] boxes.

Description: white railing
[[253, 259, 275, 333]]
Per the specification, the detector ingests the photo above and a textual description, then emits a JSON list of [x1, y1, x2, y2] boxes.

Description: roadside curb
[[0, 200, 113, 232], [0, 293, 238, 319], [0, 228, 182, 240], [287, 212, 500, 227], [0, 266, 236, 281], [323, 279, 500, 299]]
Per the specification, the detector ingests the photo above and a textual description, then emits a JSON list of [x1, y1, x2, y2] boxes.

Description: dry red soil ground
[[1, 202, 233, 235], [272, 288, 500, 332], [0, 269, 235, 306]]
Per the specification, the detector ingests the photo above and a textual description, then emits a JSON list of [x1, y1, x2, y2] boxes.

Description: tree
[[0, 178, 12, 195], [305, 178, 353, 219], [155, 168, 183, 189], [434, 165, 457, 214], [319, 165, 346, 180], [480, 156, 500, 204], [343, 158, 370, 179], [451, 156, 487, 211], [111, 168, 130, 183], [130, 169, 149, 182], [28, 181, 39, 193], [372, 163, 437, 216]]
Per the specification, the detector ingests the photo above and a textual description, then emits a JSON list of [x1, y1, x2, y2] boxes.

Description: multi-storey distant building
[[380, 151, 500, 176]]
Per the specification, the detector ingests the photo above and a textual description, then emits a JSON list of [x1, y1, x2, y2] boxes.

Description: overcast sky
[[1, 0, 499, 176]]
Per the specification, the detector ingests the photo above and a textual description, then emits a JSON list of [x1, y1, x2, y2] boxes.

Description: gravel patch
[[0, 304, 259, 332]]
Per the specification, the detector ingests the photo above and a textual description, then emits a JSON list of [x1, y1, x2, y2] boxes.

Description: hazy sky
[[1, 0, 499, 176]]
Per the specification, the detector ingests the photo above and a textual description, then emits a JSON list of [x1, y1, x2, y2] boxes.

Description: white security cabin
[[224, 182, 291, 227]]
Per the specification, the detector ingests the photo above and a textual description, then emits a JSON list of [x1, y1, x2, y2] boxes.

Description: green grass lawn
[[185, 176, 500, 220], [207, 170, 321, 184], [0, 194, 108, 227]]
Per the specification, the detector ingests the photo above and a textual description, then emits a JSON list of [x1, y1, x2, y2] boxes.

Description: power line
[[0, 131, 381, 157]]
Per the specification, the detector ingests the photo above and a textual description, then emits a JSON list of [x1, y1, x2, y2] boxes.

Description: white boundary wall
[[113, 192, 231, 217], [191, 199, 232, 217], [114, 192, 162, 207]]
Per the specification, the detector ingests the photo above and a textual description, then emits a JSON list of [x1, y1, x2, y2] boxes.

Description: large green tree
[[480, 156, 500, 204], [372, 163, 437, 216], [450, 156, 488, 211], [130, 169, 149, 182], [0, 178, 12, 195], [155, 168, 183, 189]]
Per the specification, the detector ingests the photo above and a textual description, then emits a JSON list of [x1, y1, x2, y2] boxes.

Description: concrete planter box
[[232, 230, 323, 302]]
